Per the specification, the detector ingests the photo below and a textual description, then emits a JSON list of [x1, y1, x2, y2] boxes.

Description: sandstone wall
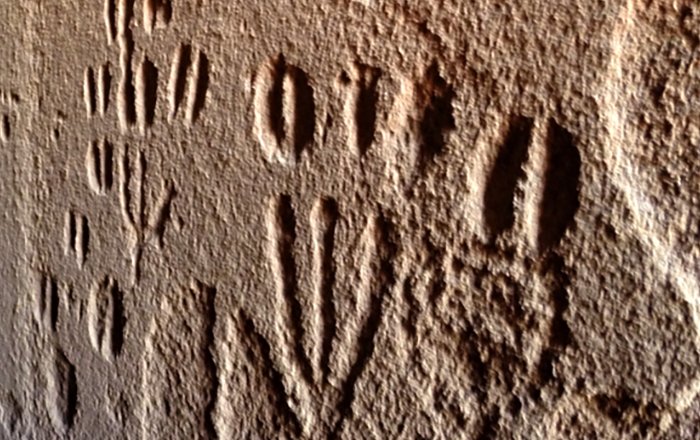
[[1, 1, 699, 438]]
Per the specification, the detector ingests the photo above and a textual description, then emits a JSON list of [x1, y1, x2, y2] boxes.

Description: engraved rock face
[[1, 1, 700, 438]]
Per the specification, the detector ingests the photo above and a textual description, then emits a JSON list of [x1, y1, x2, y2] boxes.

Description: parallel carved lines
[[168, 43, 209, 125], [84, 64, 111, 118]]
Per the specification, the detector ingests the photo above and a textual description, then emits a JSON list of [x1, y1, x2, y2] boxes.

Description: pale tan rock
[[1, 0, 699, 438]]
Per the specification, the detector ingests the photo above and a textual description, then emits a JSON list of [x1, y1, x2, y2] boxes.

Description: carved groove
[[34, 273, 59, 333], [344, 64, 381, 156], [537, 120, 581, 252], [84, 67, 97, 117], [484, 116, 533, 238], [87, 277, 125, 361], [167, 43, 191, 119], [238, 310, 302, 436], [264, 194, 396, 436], [117, 0, 136, 130], [104, 0, 117, 44], [310, 198, 339, 382], [86, 139, 113, 195], [136, 56, 158, 132], [119, 145, 175, 284], [97, 64, 111, 116], [267, 195, 313, 384], [65, 211, 89, 268], [1, 114, 9, 142]]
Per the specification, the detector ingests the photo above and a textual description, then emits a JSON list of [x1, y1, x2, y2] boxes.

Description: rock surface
[[1, 0, 699, 438]]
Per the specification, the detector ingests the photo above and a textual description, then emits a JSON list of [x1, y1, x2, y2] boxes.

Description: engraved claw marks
[[84, 64, 111, 118], [34, 273, 59, 334], [483, 117, 581, 252], [342, 63, 381, 156], [86, 138, 113, 195], [64, 211, 89, 268], [264, 194, 395, 436], [119, 145, 175, 284], [253, 55, 315, 164], [87, 277, 125, 362], [167, 43, 209, 125], [44, 348, 78, 435], [143, 0, 172, 34]]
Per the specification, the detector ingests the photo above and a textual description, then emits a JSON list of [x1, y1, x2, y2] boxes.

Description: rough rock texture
[[1, 0, 699, 438]]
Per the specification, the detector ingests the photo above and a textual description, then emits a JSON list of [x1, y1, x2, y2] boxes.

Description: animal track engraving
[[143, 0, 172, 34], [44, 348, 77, 435], [34, 273, 59, 334], [167, 43, 209, 124], [264, 194, 396, 436], [483, 117, 580, 251], [118, 145, 175, 284], [342, 63, 381, 156], [64, 211, 89, 268], [253, 55, 315, 164], [87, 277, 125, 362], [86, 138, 113, 195]]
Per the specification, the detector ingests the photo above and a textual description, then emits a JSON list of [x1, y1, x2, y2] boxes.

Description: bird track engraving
[[118, 144, 175, 285], [87, 277, 125, 362], [261, 194, 396, 437], [253, 55, 315, 165]]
